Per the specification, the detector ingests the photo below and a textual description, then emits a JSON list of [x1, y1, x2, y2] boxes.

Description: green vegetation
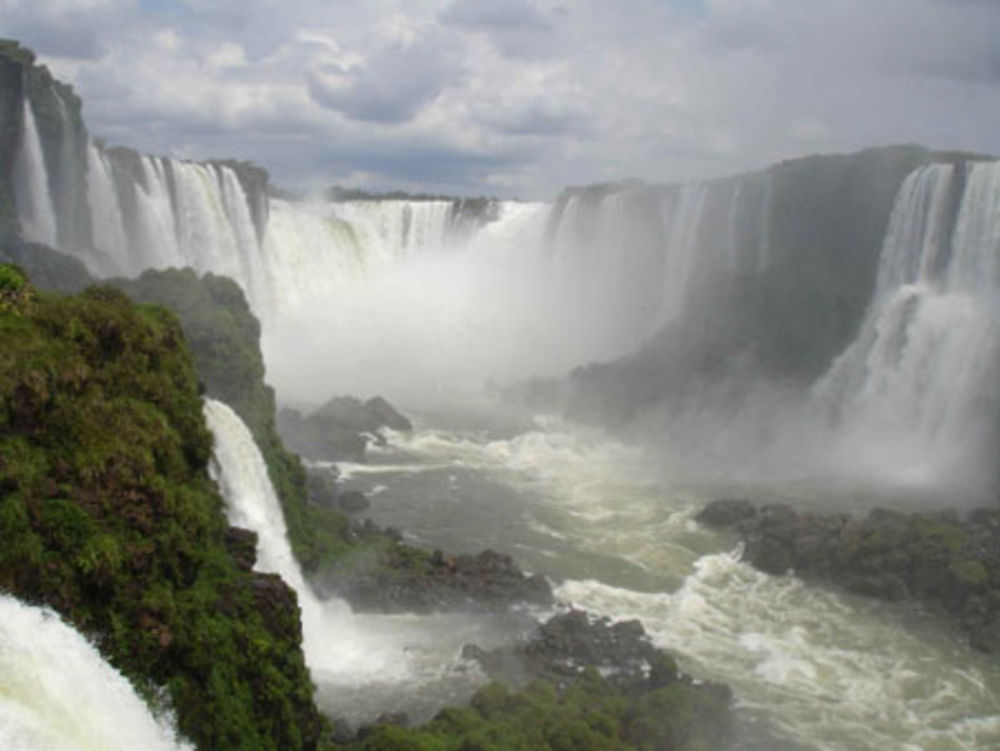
[[113, 267, 359, 573], [353, 673, 729, 751], [0, 268, 323, 750]]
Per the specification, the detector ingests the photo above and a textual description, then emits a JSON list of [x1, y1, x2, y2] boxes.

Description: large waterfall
[[14, 98, 1000, 490], [816, 161, 1000, 496], [0, 593, 191, 751], [546, 173, 773, 355]]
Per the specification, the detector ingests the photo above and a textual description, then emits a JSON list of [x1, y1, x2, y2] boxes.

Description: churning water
[[338, 411, 1000, 751], [0, 594, 192, 751]]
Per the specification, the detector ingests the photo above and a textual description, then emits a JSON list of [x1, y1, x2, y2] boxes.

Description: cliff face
[[111, 267, 354, 574], [0, 266, 324, 750], [0, 41, 29, 240], [551, 145, 991, 425], [0, 39, 91, 250]]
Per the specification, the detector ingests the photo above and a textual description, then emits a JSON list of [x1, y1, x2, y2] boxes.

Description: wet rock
[[338, 490, 370, 513], [223, 526, 257, 571], [696, 498, 756, 527], [276, 395, 412, 462], [364, 396, 413, 432], [305, 465, 339, 509], [250, 573, 301, 642], [697, 499, 1000, 652], [322, 545, 554, 613], [464, 608, 728, 705]]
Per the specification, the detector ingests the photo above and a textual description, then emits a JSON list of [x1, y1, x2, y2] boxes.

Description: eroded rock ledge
[[697, 499, 1000, 652]]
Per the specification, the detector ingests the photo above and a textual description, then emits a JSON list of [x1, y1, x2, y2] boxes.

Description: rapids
[[203, 398, 536, 726], [341, 413, 1000, 751]]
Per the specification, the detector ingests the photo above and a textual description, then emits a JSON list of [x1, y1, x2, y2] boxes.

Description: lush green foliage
[[0, 269, 323, 750], [353, 673, 728, 751], [114, 267, 357, 572]]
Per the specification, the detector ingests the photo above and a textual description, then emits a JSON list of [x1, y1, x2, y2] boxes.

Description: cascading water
[[12, 99, 58, 248], [0, 593, 191, 751], [203, 397, 397, 677], [815, 160, 1000, 497], [332, 200, 458, 261], [202, 398, 533, 724], [546, 174, 774, 357], [85, 142, 130, 273]]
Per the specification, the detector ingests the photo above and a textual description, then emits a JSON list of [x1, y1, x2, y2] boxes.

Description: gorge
[[2, 35, 1000, 751]]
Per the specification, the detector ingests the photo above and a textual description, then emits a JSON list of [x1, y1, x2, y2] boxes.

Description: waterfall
[[12, 99, 58, 247], [331, 200, 459, 262], [545, 175, 773, 354], [86, 142, 130, 273], [815, 161, 1000, 492], [0, 593, 191, 751], [654, 183, 711, 328], [203, 398, 413, 680]]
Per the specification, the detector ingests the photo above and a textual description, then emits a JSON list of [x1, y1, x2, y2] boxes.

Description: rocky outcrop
[[0, 269, 324, 750], [278, 395, 412, 462], [353, 609, 732, 750], [697, 500, 1000, 652], [321, 536, 553, 613]]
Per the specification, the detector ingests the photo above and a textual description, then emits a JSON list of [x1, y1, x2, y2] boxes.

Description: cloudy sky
[[3, 0, 1000, 198]]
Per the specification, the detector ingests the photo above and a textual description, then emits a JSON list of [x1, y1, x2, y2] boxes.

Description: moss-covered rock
[[353, 611, 731, 751], [107, 267, 353, 574], [697, 500, 1000, 653], [0, 267, 324, 750]]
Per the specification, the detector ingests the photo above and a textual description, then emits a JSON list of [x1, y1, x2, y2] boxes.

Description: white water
[[261, 199, 568, 404], [203, 398, 533, 724], [547, 175, 772, 355], [85, 142, 129, 273], [816, 161, 1000, 498], [332, 200, 457, 261], [12, 99, 58, 247], [0, 593, 191, 751], [343, 417, 1000, 751]]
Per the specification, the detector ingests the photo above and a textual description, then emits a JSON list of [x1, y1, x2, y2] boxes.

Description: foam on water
[[204, 398, 533, 724], [0, 593, 191, 751], [557, 554, 1000, 751], [353, 420, 1000, 749]]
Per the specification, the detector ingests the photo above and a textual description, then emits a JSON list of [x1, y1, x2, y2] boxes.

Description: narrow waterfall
[[12, 99, 58, 247], [816, 161, 1000, 493], [202, 398, 413, 680], [0, 593, 191, 751]]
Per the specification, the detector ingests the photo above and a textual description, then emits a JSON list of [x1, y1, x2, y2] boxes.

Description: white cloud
[[11, 0, 1000, 198]]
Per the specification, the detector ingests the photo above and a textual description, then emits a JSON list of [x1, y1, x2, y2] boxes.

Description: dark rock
[[250, 573, 301, 642], [224, 527, 258, 571], [338, 490, 370, 513], [464, 608, 731, 710], [696, 498, 757, 527], [703, 499, 1000, 652], [328, 718, 357, 745], [364, 396, 413, 432], [276, 395, 412, 462], [322, 545, 554, 614], [304, 465, 339, 509]]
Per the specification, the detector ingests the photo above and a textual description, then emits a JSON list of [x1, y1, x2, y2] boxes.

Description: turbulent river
[[324, 408, 1000, 751]]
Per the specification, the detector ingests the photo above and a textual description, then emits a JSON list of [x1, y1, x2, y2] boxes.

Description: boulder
[[338, 490, 370, 513], [364, 396, 413, 431]]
